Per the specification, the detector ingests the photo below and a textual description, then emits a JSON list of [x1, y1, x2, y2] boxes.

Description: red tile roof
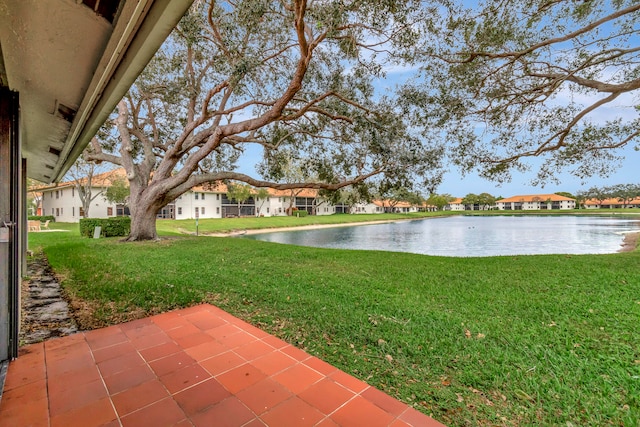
[[584, 197, 640, 205], [35, 168, 128, 191], [497, 194, 574, 203]]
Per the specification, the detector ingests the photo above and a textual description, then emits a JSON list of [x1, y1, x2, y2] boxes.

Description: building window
[[195, 193, 199, 200], [267, 207, 270, 213], [279, 207, 282, 213], [79, 207, 85, 217], [55, 208, 59, 216], [201, 193, 205, 200], [107, 207, 113, 216], [201, 207, 205, 215], [72, 187, 75, 197], [216, 194, 220, 200], [72, 207, 75, 217], [216, 207, 220, 214], [55, 190, 59, 199], [195, 207, 199, 215], [178, 207, 182, 215]]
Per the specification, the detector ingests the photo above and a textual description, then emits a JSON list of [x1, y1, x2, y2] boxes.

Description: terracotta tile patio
[[0, 304, 445, 427]]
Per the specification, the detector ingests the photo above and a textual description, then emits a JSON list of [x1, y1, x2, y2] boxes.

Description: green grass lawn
[[27, 218, 640, 426]]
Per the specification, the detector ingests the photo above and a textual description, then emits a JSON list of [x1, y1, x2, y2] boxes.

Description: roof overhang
[[0, 0, 193, 183]]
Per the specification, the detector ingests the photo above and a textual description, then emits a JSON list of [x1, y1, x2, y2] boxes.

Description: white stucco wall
[[41, 186, 118, 222], [174, 190, 223, 219]]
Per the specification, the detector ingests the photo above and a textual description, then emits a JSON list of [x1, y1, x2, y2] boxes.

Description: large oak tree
[[86, 0, 444, 240]]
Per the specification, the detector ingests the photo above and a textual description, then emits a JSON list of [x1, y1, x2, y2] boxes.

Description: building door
[[0, 88, 21, 361]]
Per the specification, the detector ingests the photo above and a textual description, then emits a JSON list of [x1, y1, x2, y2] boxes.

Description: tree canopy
[[406, 0, 640, 184], [84, 0, 640, 240], [86, 0, 444, 240]]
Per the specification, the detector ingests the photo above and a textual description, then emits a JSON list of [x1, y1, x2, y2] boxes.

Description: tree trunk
[[127, 204, 159, 241]]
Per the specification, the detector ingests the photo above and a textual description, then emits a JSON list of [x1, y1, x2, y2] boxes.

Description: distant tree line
[[576, 184, 640, 208]]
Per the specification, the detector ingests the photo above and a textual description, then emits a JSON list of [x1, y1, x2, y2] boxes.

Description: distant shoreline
[[203, 219, 407, 237]]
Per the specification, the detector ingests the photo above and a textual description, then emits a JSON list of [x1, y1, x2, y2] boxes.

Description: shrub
[[295, 210, 309, 217], [80, 217, 131, 237], [28, 215, 55, 222]]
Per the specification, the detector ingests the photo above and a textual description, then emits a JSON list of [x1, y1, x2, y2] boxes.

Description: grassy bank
[[155, 211, 454, 235], [28, 222, 639, 426]]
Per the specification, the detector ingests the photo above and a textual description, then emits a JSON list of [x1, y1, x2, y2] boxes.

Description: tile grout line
[[87, 330, 124, 427], [43, 341, 51, 427]]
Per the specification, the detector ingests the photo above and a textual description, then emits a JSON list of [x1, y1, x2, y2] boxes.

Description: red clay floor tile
[[165, 323, 202, 340], [398, 406, 447, 426], [97, 351, 146, 377], [362, 385, 411, 417], [234, 339, 275, 361], [2, 344, 45, 390], [183, 339, 227, 361], [84, 327, 129, 350], [390, 419, 413, 427], [121, 323, 163, 340], [48, 379, 108, 417], [111, 379, 171, 417], [260, 396, 325, 427], [138, 340, 182, 362], [205, 322, 243, 342], [243, 419, 268, 427], [149, 351, 196, 377], [303, 356, 339, 376], [190, 396, 255, 427], [47, 365, 102, 395], [184, 311, 227, 330], [173, 331, 215, 349], [280, 344, 311, 361], [316, 418, 341, 427], [216, 363, 268, 394], [298, 378, 355, 415], [0, 379, 48, 426], [330, 395, 396, 427], [130, 331, 173, 350], [173, 377, 231, 416], [235, 378, 293, 415], [151, 312, 190, 331], [251, 351, 297, 376], [159, 363, 211, 394], [215, 330, 258, 349], [46, 351, 95, 378], [50, 397, 117, 427], [329, 369, 370, 394], [102, 364, 156, 395], [199, 350, 246, 376], [120, 397, 187, 427], [260, 334, 288, 349], [91, 340, 137, 363], [273, 363, 324, 394]]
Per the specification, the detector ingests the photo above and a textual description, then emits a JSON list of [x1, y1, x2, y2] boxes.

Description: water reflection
[[243, 215, 640, 257]]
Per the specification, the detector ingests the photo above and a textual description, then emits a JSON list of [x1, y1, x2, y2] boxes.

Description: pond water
[[242, 215, 640, 257]]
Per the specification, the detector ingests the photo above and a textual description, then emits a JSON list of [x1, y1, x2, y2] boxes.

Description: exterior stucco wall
[[41, 186, 118, 222], [174, 190, 223, 219]]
